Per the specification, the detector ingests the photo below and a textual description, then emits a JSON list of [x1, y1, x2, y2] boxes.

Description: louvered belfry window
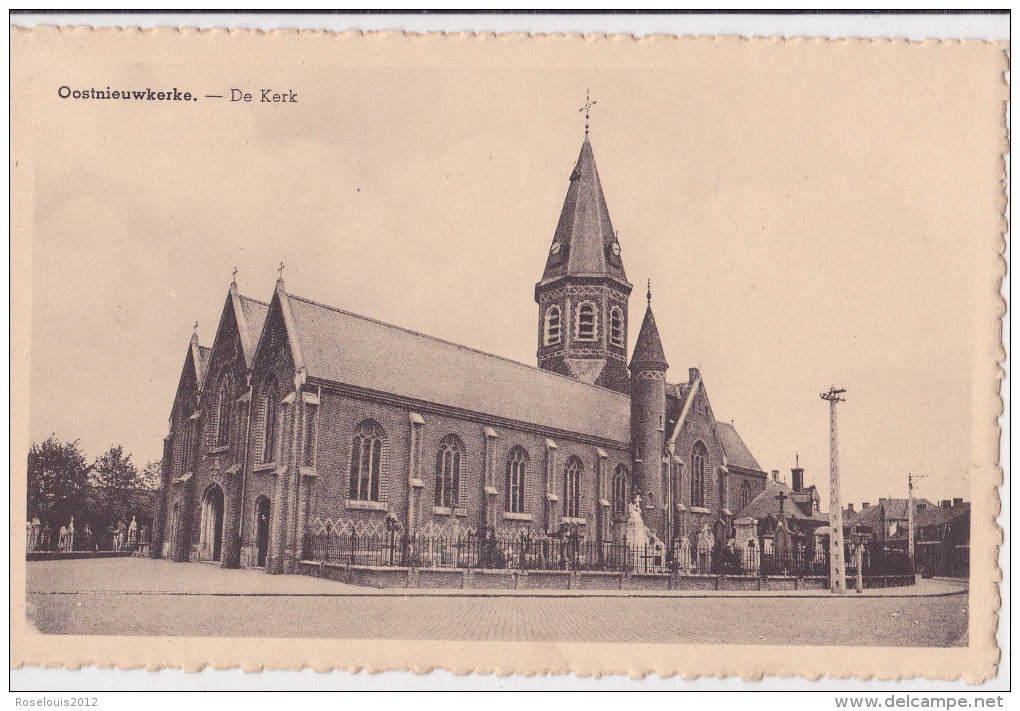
[[576, 302, 597, 341], [544, 305, 562, 346]]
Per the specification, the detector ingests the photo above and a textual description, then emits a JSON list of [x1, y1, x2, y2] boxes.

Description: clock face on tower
[[611, 241, 621, 256], [550, 241, 562, 255]]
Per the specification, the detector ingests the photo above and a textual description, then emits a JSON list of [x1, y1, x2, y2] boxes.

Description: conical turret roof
[[630, 303, 668, 371], [539, 138, 628, 287]]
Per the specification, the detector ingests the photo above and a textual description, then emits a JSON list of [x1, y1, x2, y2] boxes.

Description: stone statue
[[128, 516, 138, 547], [67, 517, 75, 552]]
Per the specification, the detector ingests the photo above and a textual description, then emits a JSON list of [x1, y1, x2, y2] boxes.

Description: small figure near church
[[66, 516, 75, 552], [127, 516, 138, 549]]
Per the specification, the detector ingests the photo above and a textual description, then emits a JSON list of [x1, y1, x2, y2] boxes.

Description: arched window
[[214, 372, 233, 448], [505, 447, 528, 514], [564, 456, 583, 518], [612, 465, 629, 517], [691, 441, 708, 508], [435, 435, 463, 508], [544, 305, 562, 346], [609, 306, 624, 347], [740, 480, 752, 511], [260, 379, 278, 464], [575, 301, 597, 341], [349, 420, 384, 501]]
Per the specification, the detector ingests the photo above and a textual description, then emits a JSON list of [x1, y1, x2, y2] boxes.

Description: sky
[[21, 34, 1005, 510]]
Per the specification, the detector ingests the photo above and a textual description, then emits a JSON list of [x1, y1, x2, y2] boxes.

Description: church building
[[152, 130, 771, 575]]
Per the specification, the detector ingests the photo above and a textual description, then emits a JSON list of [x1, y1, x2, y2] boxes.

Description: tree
[[92, 445, 142, 526], [140, 459, 163, 491], [27, 436, 92, 529]]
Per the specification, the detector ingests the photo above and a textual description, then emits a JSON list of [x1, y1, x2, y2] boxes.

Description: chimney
[[791, 466, 804, 493], [862, 501, 871, 510], [688, 367, 700, 385], [940, 499, 951, 508], [952, 497, 964, 507], [771, 470, 779, 482], [847, 503, 855, 513]]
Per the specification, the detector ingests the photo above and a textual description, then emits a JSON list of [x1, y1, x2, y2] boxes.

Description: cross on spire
[[193, 321, 198, 335], [232, 266, 238, 283], [278, 261, 285, 280], [579, 89, 596, 137], [646, 278, 652, 305]]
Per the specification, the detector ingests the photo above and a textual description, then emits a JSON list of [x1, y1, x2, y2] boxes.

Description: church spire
[[538, 137, 628, 288], [630, 297, 669, 372]]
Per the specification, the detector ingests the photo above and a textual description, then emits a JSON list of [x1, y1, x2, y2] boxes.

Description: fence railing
[[302, 532, 915, 578]]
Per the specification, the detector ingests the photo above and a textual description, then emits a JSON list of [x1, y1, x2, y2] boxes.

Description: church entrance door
[[254, 496, 271, 567], [200, 484, 225, 562]]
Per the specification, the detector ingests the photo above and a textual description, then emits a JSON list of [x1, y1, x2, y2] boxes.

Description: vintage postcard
[[10, 26, 1007, 682]]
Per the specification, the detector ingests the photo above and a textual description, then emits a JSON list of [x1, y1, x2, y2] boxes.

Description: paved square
[[26, 558, 968, 646]]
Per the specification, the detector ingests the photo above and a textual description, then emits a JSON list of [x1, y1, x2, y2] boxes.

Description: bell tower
[[535, 135, 632, 394]]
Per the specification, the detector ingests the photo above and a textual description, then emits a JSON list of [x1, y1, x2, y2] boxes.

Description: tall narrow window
[[505, 447, 528, 514], [740, 481, 752, 511], [612, 466, 629, 516], [215, 373, 232, 448], [576, 302, 597, 341], [349, 420, 384, 501], [435, 435, 463, 508], [544, 305, 562, 346], [564, 457, 583, 518], [609, 306, 624, 347], [691, 441, 708, 508], [302, 405, 317, 467], [261, 381, 278, 464], [182, 419, 195, 473]]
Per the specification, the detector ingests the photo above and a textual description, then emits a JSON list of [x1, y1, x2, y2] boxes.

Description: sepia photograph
[[10, 14, 1007, 689]]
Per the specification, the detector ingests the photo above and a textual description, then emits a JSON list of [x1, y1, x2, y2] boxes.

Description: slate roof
[[914, 501, 970, 529], [737, 479, 827, 523], [716, 421, 763, 473], [630, 305, 668, 370], [539, 138, 629, 287], [237, 294, 270, 364], [284, 293, 632, 443], [846, 498, 935, 532], [195, 345, 212, 385]]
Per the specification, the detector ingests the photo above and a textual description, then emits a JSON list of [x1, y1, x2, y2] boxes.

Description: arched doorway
[[254, 496, 271, 568], [200, 484, 225, 562]]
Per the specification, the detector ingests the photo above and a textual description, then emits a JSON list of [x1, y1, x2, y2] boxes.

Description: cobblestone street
[[26, 558, 969, 647]]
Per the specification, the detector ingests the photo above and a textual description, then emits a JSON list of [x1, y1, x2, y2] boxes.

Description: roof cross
[[193, 321, 198, 335], [232, 266, 238, 283], [278, 261, 285, 280], [579, 89, 596, 137], [646, 278, 652, 305]]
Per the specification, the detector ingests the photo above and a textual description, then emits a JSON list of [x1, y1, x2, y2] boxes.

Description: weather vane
[[579, 89, 596, 137]]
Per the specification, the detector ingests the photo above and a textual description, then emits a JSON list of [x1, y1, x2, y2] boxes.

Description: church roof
[[629, 305, 668, 371], [539, 138, 629, 287], [235, 293, 270, 366], [283, 293, 632, 443], [737, 479, 827, 523], [194, 345, 212, 385], [716, 421, 763, 473]]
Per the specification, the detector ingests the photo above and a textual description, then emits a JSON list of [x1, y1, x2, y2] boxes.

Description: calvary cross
[[775, 489, 788, 517]]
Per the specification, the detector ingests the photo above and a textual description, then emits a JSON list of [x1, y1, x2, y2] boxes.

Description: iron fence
[[302, 531, 914, 578]]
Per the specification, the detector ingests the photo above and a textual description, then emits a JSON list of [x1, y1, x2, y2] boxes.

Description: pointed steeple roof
[[539, 138, 629, 287], [630, 300, 668, 372]]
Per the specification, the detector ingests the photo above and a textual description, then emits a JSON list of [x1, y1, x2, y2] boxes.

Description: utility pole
[[907, 472, 926, 574], [821, 387, 847, 594]]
